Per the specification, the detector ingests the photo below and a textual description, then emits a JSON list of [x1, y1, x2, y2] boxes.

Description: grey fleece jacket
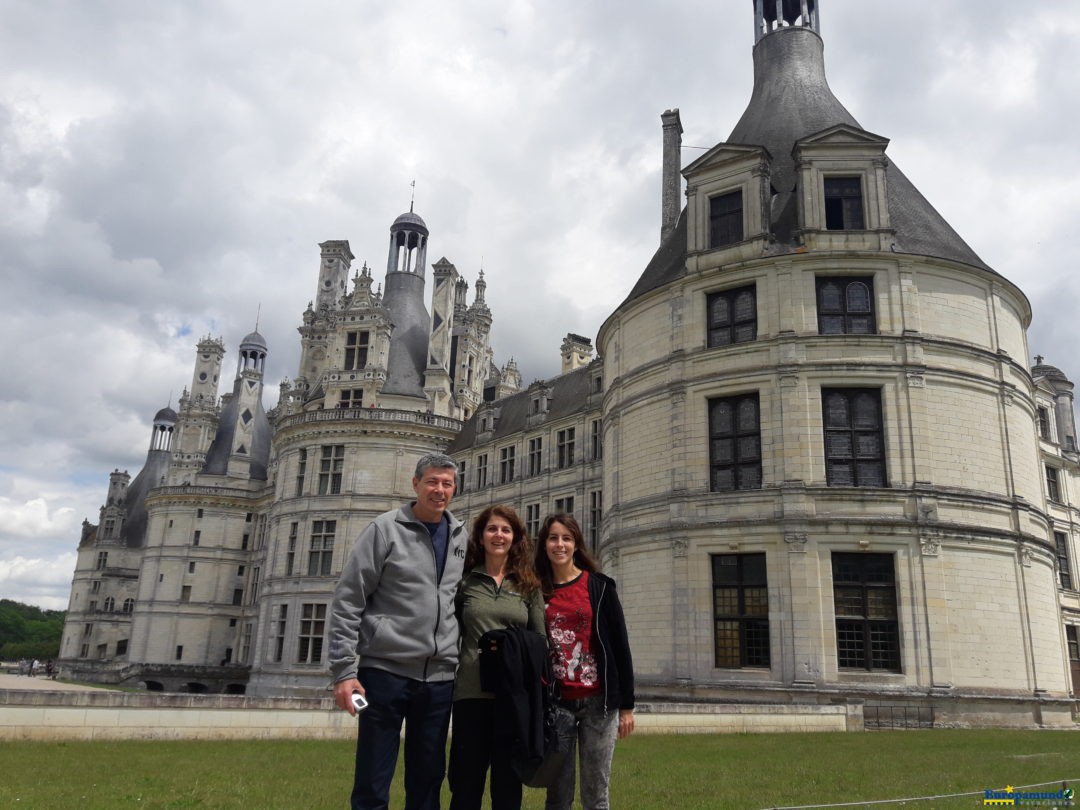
[[327, 503, 467, 684]]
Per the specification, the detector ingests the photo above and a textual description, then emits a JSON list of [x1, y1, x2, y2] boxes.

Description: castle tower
[[316, 240, 354, 311], [596, 0, 1073, 724], [170, 337, 225, 484], [380, 210, 432, 405]]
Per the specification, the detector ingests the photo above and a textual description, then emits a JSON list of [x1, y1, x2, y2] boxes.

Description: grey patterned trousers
[[544, 695, 619, 810]]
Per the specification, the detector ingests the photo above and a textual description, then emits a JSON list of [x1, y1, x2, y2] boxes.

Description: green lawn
[[0, 730, 1077, 809]]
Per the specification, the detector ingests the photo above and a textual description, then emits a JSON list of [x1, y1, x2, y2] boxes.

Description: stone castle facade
[[61, 1, 1080, 724]]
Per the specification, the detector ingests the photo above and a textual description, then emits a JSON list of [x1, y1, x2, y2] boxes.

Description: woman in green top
[[448, 504, 545, 810]]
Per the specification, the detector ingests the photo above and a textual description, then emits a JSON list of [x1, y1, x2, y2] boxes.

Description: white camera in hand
[[351, 691, 368, 714]]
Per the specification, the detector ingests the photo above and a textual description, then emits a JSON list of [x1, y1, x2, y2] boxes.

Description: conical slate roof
[[622, 23, 991, 309]]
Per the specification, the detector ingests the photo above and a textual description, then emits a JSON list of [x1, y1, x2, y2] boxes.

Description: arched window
[[122, 598, 135, 614], [103, 596, 115, 612]]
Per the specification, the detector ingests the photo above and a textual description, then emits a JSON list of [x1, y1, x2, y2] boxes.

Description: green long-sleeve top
[[453, 566, 546, 701]]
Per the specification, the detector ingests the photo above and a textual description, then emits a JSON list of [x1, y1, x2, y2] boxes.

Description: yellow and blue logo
[[983, 785, 1074, 806]]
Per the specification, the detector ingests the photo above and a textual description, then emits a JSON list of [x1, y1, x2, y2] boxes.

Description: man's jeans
[[352, 667, 455, 810]]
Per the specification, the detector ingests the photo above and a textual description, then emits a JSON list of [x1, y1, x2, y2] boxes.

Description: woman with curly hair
[[534, 513, 635, 810], [448, 504, 545, 810]]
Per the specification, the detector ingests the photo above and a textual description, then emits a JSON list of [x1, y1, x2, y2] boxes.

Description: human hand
[[618, 708, 635, 739], [334, 678, 365, 715]]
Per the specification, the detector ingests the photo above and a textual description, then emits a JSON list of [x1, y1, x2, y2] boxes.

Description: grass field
[[0, 729, 1077, 809]]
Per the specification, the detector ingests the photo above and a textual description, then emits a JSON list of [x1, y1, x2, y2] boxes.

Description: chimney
[[560, 333, 594, 374], [661, 108, 683, 242]]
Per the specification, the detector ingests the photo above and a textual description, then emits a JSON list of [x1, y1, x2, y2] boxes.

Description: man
[[328, 453, 467, 810]]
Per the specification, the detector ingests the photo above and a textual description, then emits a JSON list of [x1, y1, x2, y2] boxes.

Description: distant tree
[[0, 600, 65, 661]]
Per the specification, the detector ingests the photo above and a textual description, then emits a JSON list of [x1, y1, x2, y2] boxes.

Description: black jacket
[[478, 626, 550, 776], [586, 571, 635, 712]]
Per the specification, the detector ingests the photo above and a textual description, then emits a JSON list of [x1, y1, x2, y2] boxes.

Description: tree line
[[0, 599, 64, 661]]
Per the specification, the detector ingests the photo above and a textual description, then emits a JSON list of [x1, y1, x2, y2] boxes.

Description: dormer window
[[710, 190, 744, 248], [824, 177, 864, 230]]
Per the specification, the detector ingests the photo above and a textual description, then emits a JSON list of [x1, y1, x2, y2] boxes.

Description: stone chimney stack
[[661, 108, 683, 242], [560, 333, 594, 374]]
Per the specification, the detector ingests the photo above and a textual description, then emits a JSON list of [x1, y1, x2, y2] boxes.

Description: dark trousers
[[351, 667, 455, 810], [448, 698, 523, 810]]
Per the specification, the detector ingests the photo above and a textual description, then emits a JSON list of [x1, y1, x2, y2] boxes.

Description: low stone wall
[[0, 689, 859, 741]]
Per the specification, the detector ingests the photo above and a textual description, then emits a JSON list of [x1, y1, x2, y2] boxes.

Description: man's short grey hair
[[414, 453, 458, 482]]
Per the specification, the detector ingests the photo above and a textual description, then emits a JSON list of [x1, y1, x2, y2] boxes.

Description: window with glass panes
[[1055, 531, 1073, 589], [832, 552, 900, 671], [708, 394, 762, 491], [554, 496, 574, 516], [344, 331, 370, 370], [823, 389, 886, 487], [318, 445, 344, 495], [1046, 465, 1062, 502], [528, 437, 543, 475], [271, 604, 288, 662], [525, 503, 541, 539], [823, 176, 865, 230], [286, 522, 298, 575], [340, 388, 363, 409], [295, 449, 307, 496], [308, 520, 335, 576], [297, 603, 326, 664], [476, 454, 488, 489], [709, 189, 744, 247], [707, 285, 757, 347], [817, 277, 875, 335], [589, 490, 603, 549], [557, 428, 576, 469], [711, 553, 770, 668], [499, 446, 516, 484]]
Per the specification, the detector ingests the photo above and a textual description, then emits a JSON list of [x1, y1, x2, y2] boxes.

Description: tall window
[[340, 388, 363, 409], [528, 437, 543, 476], [295, 449, 307, 496], [103, 518, 115, 538], [589, 490, 603, 549], [116, 639, 128, 656], [297, 603, 326, 664], [476, 454, 489, 489], [175, 645, 183, 661], [286, 523, 298, 575], [1038, 407, 1052, 441], [824, 176, 864, 230], [590, 420, 603, 461], [318, 445, 344, 495], [823, 389, 886, 487], [1046, 465, 1062, 503], [709, 189, 744, 248], [96, 551, 108, 570], [308, 520, 336, 577], [103, 596, 115, 612], [707, 285, 757, 347], [554, 495, 574, 515], [1055, 531, 1073, 590], [499, 446, 516, 484], [711, 553, 770, 668], [240, 622, 253, 665], [817, 277, 875, 335], [344, 331, 370, 370], [708, 394, 762, 491], [192, 530, 200, 546], [271, 604, 288, 663], [557, 428, 576, 469], [232, 588, 244, 606], [832, 553, 900, 672], [249, 566, 260, 604], [122, 598, 134, 614], [525, 503, 541, 539], [458, 460, 467, 494], [181, 585, 191, 603]]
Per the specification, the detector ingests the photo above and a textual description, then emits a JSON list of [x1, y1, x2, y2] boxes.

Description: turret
[[380, 209, 432, 403]]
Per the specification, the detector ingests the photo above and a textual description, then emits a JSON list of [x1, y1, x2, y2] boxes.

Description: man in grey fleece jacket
[[328, 453, 467, 810]]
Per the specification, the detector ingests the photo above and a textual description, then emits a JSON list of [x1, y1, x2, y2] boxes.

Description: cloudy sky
[[2, 1, 1078, 609]]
